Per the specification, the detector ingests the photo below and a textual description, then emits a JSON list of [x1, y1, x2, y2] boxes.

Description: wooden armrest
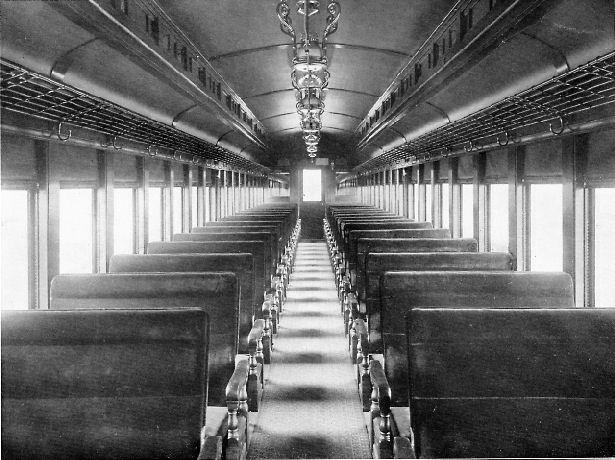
[[354, 318, 371, 410], [271, 276, 282, 289], [261, 301, 273, 363], [248, 319, 265, 344], [226, 356, 249, 404], [247, 320, 265, 411], [354, 317, 368, 349], [224, 356, 249, 460], [249, 319, 264, 340], [261, 300, 272, 318], [370, 359, 394, 458], [370, 360, 391, 415], [346, 292, 358, 309], [248, 319, 265, 360]]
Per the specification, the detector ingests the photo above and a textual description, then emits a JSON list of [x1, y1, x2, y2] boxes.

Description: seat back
[[109, 253, 254, 353], [354, 238, 477, 289], [2, 309, 209, 460], [341, 222, 432, 252], [174, 231, 278, 271], [50, 272, 237, 406], [380, 271, 574, 405], [363, 251, 513, 312], [407, 308, 615, 458], [342, 221, 431, 237], [202, 220, 288, 243], [348, 229, 451, 275], [148, 240, 268, 306]]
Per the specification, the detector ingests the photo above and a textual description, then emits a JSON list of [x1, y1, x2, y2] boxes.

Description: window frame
[[113, 185, 138, 255], [586, 182, 615, 307], [58, 183, 97, 275], [1, 181, 37, 309]]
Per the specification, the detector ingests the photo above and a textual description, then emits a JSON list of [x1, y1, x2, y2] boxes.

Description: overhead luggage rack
[[356, 51, 615, 172], [0, 59, 269, 174]]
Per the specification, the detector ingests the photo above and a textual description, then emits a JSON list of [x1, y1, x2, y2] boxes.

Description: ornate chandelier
[[277, 0, 341, 158]]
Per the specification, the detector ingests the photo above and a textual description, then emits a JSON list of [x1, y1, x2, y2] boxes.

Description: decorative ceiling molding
[[209, 42, 409, 61], [245, 87, 379, 100], [269, 125, 356, 134], [262, 110, 362, 122]]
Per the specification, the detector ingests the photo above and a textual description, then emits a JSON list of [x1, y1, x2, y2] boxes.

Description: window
[[114, 188, 135, 255], [441, 183, 449, 229], [302, 169, 322, 202], [180, 47, 188, 71], [146, 14, 159, 45], [60, 188, 94, 273], [432, 42, 439, 67], [530, 184, 562, 271], [412, 184, 418, 220], [397, 181, 404, 216], [220, 181, 227, 218], [461, 184, 473, 238], [111, 0, 128, 14], [1, 189, 30, 309], [460, 9, 473, 40], [205, 186, 211, 222], [173, 186, 183, 234], [148, 187, 163, 242], [425, 185, 432, 223], [594, 187, 615, 307], [191, 186, 198, 229], [489, 184, 508, 252]]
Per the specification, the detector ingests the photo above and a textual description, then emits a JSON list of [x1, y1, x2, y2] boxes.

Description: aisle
[[248, 241, 371, 459]]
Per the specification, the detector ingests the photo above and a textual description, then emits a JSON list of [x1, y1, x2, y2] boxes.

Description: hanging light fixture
[[277, 0, 341, 158]]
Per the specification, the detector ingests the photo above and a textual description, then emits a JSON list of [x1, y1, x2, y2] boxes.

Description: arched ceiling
[[2, 0, 611, 172], [157, 0, 457, 164]]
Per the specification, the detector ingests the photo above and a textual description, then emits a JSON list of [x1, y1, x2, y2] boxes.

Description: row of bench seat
[[2, 204, 301, 460], [323, 203, 615, 459]]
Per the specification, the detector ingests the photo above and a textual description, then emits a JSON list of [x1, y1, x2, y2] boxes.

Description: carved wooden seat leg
[[247, 320, 265, 412], [355, 319, 372, 411], [349, 315, 360, 365], [265, 290, 279, 334], [224, 357, 250, 460], [344, 291, 357, 335], [370, 359, 394, 459], [261, 300, 273, 364]]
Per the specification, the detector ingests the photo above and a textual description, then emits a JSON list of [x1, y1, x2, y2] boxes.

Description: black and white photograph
[[1, 0, 614, 458]]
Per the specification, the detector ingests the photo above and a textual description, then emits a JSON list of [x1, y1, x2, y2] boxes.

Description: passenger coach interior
[[1, 0, 614, 459]]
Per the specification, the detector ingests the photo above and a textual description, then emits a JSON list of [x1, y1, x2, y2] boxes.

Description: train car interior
[[1, 0, 614, 458]]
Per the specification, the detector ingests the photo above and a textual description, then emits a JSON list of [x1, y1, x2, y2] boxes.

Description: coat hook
[[497, 131, 510, 147], [102, 135, 123, 150], [147, 145, 157, 157], [57, 121, 71, 142], [464, 140, 475, 152], [192, 155, 200, 165], [549, 116, 565, 135], [112, 136, 122, 150], [173, 150, 182, 161]]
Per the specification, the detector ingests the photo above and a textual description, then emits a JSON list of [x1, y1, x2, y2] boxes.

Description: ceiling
[[157, 0, 456, 163], [1, 0, 612, 173]]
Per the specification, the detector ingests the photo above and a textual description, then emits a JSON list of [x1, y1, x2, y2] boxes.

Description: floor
[[248, 241, 371, 459]]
